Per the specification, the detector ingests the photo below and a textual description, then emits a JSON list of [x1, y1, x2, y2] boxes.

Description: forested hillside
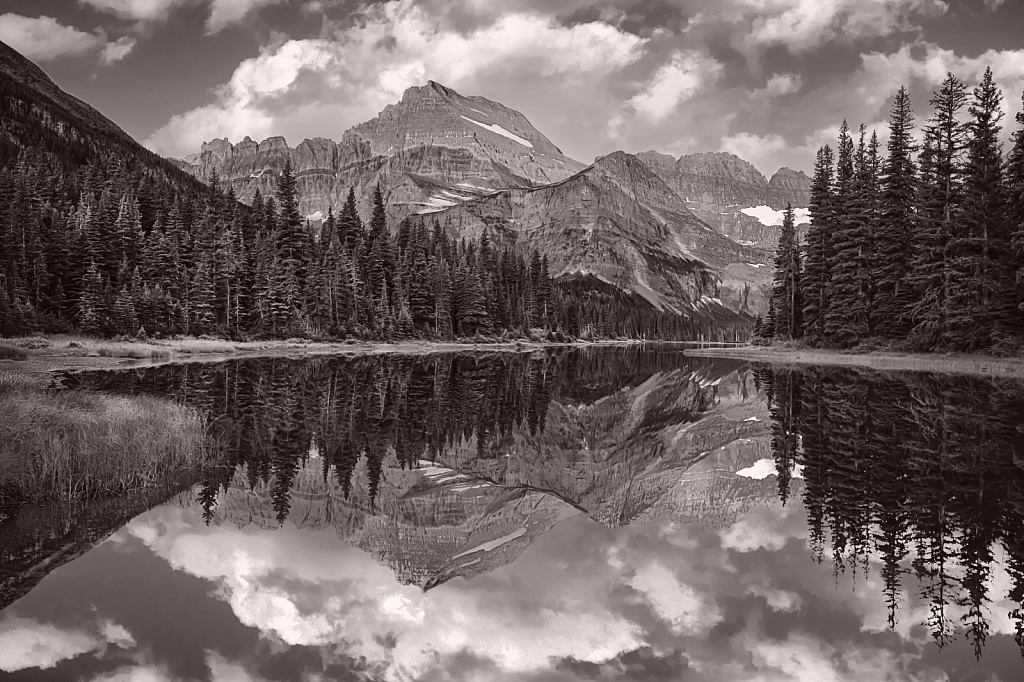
[[0, 41, 741, 342], [758, 68, 1024, 353]]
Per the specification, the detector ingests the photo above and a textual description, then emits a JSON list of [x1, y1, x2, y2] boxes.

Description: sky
[[1, 0, 1023, 175]]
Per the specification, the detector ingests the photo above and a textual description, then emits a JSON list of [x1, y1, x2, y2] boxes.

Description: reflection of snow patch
[[460, 116, 534, 148], [450, 483, 492, 493], [747, 263, 765, 268], [452, 528, 527, 559], [736, 458, 805, 480], [740, 206, 811, 227], [744, 416, 761, 422], [417, 462, 469, 484]]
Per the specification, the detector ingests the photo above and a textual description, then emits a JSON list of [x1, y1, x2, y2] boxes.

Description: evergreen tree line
[[757, 365, 1024, 657], [756, 69, 1024, 352], [0, 131, 740, 342]]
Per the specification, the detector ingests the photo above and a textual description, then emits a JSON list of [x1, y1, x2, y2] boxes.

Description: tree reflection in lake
[[3, 349, 1021, 681], [760, 365, 1024, 658]]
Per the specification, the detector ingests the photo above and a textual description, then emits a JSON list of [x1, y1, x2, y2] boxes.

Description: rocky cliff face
[[435, 150, 772, 316], [178, 81, 584, 222], [637, 151, 811, 247]]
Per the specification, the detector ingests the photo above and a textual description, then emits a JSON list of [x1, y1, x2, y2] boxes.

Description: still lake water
[[2, 347, 1023, 681]]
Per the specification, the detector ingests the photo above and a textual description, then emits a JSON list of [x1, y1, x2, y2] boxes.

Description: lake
[[2, 347, 1023, 681]]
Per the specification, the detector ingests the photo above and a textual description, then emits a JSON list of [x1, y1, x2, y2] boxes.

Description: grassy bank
[[0, 368, 214, 504], [683, 344, 1024, 379], [2, 333, 649, 380]]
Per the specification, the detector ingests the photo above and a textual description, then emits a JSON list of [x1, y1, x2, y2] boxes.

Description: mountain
[[0, 39, 207, 195], [637, 151, 811, 247], [177, 81, 585, 222], [179, 83, 784, 318], [434, 150, 772, 316]]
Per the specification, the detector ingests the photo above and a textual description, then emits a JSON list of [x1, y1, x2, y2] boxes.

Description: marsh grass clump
[[95, 343, 173, 359], [0, 345, 28, 361], [0, 372, 214, 503]]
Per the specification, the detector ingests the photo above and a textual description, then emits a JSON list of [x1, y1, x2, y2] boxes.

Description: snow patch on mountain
[[740, 206, 811, 226], [416, 195, 461, 214], [460, 116, 534, 148]]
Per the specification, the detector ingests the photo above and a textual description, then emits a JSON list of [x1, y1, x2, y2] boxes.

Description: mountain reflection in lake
[[1, 348, 1023, 682]]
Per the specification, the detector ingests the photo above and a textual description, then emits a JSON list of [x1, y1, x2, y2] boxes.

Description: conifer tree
[[802, 145, 835, 345], [1008, 93, 1024, 324], [948, 68, 1006, 349], [824, 121, 856, 341], [908, 73, 969, 347], [876, 87, 918, 337], [770, 205, 802, 339]]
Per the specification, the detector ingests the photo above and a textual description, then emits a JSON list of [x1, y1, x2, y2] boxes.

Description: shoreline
[[3, 336, 664, 380], [683, 345, 1024, 379]]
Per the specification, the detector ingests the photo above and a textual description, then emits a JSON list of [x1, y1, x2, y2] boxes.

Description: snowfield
[[740, 205, 811, 227], [461, 116, 534, 148]]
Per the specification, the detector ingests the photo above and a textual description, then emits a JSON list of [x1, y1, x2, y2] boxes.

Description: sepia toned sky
[[1, 0, 1023, 174]]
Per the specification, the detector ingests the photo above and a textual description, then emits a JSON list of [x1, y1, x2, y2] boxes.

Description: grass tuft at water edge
[[0, 370, 215, 503]]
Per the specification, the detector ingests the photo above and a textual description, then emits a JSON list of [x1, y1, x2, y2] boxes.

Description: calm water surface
[[2, 348, 1023, 681]]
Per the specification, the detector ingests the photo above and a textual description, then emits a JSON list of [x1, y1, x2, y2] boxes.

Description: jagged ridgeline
[[0, 41, 748, 341], [759, 365, 1024, 657]]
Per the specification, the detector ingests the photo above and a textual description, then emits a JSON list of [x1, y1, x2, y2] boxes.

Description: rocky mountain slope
[[638, 151, 811, 247], [178, 81, 585, 221], [178, 83, 787, 318], [435, 150, 772, 316], [0, 39, 209, 195]]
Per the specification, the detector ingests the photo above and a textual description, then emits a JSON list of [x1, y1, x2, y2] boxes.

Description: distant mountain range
[[175, 81, 809, 317], [0, 39, 807, 320]]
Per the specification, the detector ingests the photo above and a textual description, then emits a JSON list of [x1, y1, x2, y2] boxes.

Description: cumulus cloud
[[626, 50, 723, 122], [101, 36, 138, 64], [717, 0, 950, 54], [88, 664, 182, 682], [0, 13, 135, 65], [128, 507, 644, 681], [81, 0, 284, 31], [0, 616, 135, 673], [80, 0, 196, 23], [746, 633, 919, 682], [720, 496, 808, 552], [754, 72, 803, 99], [206, 0, 287, 33], [626, 561, 722, 634], [146, 0, 646, 156], [720, 132, 790, 171]]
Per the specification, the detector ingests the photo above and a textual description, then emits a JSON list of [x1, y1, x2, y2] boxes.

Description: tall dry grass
[[0, 370, 215, 503]]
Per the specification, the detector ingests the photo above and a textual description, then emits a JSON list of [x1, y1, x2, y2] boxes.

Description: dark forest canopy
[[756, 69, 1024, 354], [0, 69, 747, 343]]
